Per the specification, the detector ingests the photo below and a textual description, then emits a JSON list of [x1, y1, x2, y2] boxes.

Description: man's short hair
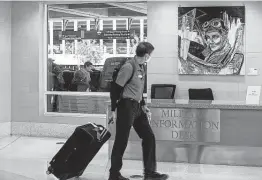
[[84, 61, 93, 68], [136, 42, 155, 57]]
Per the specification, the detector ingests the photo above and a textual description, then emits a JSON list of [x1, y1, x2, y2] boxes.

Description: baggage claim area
[[1, 1, 262, 180]]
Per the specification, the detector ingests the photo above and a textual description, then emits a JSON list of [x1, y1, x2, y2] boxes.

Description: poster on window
[[178, 6, 245, 75]]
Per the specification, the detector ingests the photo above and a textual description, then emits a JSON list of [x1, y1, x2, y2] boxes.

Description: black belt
[[122, 98, 141, 103]]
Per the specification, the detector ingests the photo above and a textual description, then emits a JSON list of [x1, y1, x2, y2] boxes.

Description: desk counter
[[148, 99, 262, 110], [106, 100, 262, 167]]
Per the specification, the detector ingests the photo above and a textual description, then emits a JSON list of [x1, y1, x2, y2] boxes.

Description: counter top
[[147, 99, 262, 110], [106, 99, 262, 110]]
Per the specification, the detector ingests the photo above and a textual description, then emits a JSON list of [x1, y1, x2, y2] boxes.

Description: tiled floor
[[0, 136, 262, 180]]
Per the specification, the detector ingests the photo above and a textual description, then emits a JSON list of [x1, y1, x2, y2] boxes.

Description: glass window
[[77, 21, 87, 31], [103, 20, 113, 54], [46, 2, 147, 114], [90, 20, 96, 30], [130, 19, 140, 55], [65, 21, 74, 30], [116, 19, 127, 55], [116, 19, 126, 30], [52, 22, 63, 54], [144, 19, 147, 42], [46, 94, 110, 114], [64, 21, 75, 55]]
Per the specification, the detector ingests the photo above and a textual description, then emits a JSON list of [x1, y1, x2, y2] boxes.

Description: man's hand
[[142, 105, 150, 113], [109, 110, 117, 124], [142, 105, 151, 122]]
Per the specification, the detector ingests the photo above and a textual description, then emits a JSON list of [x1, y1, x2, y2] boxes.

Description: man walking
[[109, 42, 169, 180]]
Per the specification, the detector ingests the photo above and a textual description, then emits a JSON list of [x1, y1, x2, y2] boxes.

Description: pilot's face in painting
[[205, 30, 224, 51], [202, 18, 228, 52]]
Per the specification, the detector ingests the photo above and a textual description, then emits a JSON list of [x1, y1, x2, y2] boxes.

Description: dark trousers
[[110, 99, 156, 176]]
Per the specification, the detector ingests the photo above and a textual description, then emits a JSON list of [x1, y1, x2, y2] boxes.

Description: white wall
[[147, 1, 262, 101], [0, 2, 11, 136]]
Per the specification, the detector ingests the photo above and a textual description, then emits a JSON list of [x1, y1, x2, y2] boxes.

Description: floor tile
[[0, 170, 34, 180], [0, 136, 64, 159], [1, 136, 262, 180], [0, 136, 20, 150]]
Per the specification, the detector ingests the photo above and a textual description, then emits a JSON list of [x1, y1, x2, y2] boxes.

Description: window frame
[[40, 2, 148, 117]]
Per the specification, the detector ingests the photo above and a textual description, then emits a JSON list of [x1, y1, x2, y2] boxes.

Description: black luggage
[[46, 123, 111, 180]]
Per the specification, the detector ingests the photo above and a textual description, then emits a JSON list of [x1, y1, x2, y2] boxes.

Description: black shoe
[[108, 174, 130, 180], [144, 172, 169, 180]]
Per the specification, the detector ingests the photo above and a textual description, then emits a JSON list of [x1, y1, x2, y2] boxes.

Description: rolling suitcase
[[46, 123, 111, 180]]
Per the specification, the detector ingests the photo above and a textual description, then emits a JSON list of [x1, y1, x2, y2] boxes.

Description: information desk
[[106, 99, 262, 166]]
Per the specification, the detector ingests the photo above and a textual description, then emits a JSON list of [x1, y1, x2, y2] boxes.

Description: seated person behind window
[[47, 58, 65, 91], [72, 61, 93, 92], [47, 58, 65, 112]]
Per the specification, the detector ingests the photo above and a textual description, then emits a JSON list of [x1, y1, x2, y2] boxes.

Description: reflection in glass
[[65, 40, 75, 54], [47, 2, 148, 93], [130, 19, 141, 54], [46, 94, 110, 114], [47, 58, 65, 91], [52, 22, 63, 54], [104, 39, 113, 54], [116, 39, 127, 54]]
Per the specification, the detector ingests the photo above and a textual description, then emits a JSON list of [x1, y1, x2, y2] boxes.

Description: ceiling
[[48, 2, 147, 19]]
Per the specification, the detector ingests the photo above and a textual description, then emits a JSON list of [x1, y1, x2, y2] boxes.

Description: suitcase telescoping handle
[[108, 117, 114, 124], [87, 122, 108, 142]]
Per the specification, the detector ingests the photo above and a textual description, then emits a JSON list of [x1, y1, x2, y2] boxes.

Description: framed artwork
[[178, 6, 245, 75]]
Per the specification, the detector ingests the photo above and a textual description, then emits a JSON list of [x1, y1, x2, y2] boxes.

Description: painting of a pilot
[[178, 6, 245, 75]]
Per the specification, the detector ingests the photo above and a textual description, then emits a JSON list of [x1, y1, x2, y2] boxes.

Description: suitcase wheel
[[59, 175, 69, 180], [46, 166, 54, 175], [74, 174, 81, 179]]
